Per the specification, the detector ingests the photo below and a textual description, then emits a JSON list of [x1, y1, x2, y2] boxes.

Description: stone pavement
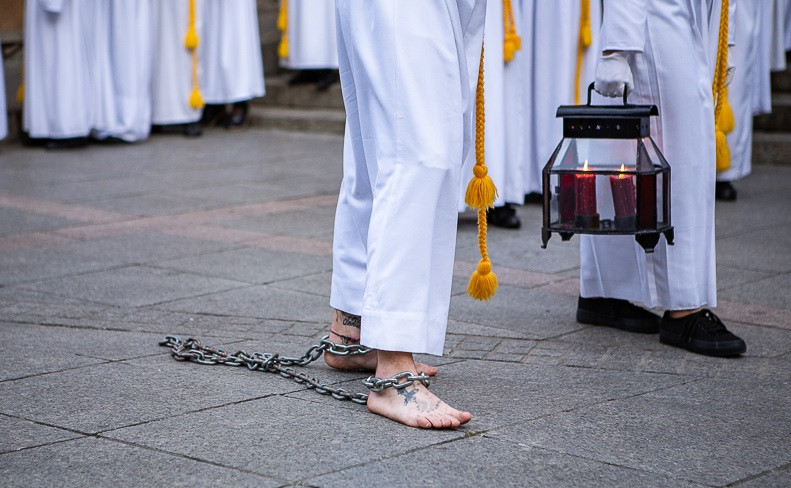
[[0, 129, 789, 487]]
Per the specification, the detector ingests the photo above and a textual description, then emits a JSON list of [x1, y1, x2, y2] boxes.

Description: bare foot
[[323, 310, 437, 375], [366, 351, 471, 429]]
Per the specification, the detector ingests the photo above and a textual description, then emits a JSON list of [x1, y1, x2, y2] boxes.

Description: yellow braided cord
[[503, 0, 521, 62], [277, 0, 289, 59], [574, 0, 592, 105], [465, 45, 499, 301], [186, 0, 204, 109], [712, 0, 731, 172]]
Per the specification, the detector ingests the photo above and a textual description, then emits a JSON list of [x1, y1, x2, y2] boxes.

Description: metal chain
[[159, 335, 429, 405]]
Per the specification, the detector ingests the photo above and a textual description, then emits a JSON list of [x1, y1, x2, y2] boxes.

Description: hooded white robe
[[200, 0, 265, 104], [23, 0, 93, 139], [523, 0, 602, 195], [331, 0, 486, 355], [151, 0, 202, 125], [90, 0, 153, 142], [280, 0, 339, 70], [579, 0, 718, 311]]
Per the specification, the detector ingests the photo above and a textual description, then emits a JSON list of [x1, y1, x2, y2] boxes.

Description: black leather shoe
[[287, 69, 322, 85], [660, 309, 746, 357], [524, 192, 542, 205], [487, 204, 521, 229], [715, 181, 737, 201], [44, 137, 89, 150], [315, 70, 339, 91], [577, 296, 660, 333], [200, 104, 226, 127], [182, 122, 202, 138], [223, 101, 249, 129]]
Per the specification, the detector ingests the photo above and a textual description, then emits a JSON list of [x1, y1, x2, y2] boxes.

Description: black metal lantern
[[541, 83, 674, 252]]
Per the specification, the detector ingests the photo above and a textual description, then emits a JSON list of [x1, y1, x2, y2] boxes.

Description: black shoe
[[576, 296, 660, 333], [182, 122, 202, 138], [660, 309, 746, 357], [715, 181, 737, 201], [287, 69, 322, 85], [487, 204, 521, 229], [44, 137, 89, 150], [223, 101, 249, 129], [315, 70, 339, 91], [524, 192, 542, 205], [200, 104, 226, 127]]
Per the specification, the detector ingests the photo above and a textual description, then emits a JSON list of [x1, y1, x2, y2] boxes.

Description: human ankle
[[330, 309, 361, 344], [668, 307, 703, 319], [375, 350, 417, 378]]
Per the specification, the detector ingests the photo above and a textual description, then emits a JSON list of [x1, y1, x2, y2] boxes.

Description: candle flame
[[583, 159, 590, 171], [618, 163, 628, 179]]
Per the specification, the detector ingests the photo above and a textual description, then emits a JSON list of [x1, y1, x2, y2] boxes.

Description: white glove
[[594, 51, 633, 98]]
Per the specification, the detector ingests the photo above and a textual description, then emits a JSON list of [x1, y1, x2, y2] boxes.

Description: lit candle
[[559, 174, 575, 224], [638, 171, 657, 230], [609, 164, 637, 230], [574, 160, 599, 228]]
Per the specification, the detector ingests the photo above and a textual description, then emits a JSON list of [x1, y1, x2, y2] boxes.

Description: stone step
[[752, 131, 791, 166], [753, 93, 791, 132], [248, 105, 345, 134], [253, 74, 344, 111]]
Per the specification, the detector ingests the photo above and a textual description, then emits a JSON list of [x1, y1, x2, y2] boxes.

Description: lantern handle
[[586, 82, 630, 106]]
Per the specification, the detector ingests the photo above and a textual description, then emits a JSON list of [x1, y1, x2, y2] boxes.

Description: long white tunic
[[523, 0, 602, 194], [151, 0, 202, 125], [24, 0, 93, 139], [0, 34, 6, 141], [90, 0, 152, 142], [280, 0, 339, 69], [331, 0, 486, 355], [200, 0, 265, 104], [580, 0, 718, 311]]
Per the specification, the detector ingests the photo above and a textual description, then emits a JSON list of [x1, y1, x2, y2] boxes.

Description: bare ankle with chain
[[330, 309, 362, 345]]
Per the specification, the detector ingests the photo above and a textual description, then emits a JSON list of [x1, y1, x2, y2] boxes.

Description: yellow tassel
[[467, 256, 499, 301], [277, 0, 289, 59], [16, 83, 24, 103], [189, 87, 205, 109], [503, 0, 521, 63], [184, 26, 199, 50], [574, 0, 592, 105], [718, 91, 735, 134], [466, 46, 499, 301], [715, 130, 731, 172]]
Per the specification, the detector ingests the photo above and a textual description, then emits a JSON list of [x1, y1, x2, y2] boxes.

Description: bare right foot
[[366, 351, 471, 429]]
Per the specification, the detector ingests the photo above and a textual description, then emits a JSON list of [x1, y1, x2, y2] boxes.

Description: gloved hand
[[594, 51, 633, 98]]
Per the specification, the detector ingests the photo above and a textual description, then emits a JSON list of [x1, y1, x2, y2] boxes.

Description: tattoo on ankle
[[341, 311, 361, 329], [397, 386, 419, 406], [329, 329, 359, 345]]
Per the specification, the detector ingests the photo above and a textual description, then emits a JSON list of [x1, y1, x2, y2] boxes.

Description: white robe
[[580, 0, 718, 311], [280, 0, 339, 69], [523, 0, 602, 195], [330, 0, 486, 355], [24, 0, 93, 139], [151, 0, 202, 125], [90, 0, 152, 142], [0, 34, 7, 141], [459, 0, 523, 209], [200, 0, 265, 104]]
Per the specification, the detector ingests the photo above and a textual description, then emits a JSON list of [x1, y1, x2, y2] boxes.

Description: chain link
[[158, 335, 429, 405]]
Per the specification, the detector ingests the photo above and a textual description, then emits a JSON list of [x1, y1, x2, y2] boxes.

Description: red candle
[[638, 173, 657, 230], [559, 174, 575, 223], [574, 160, 599, 228], [609, 164, 637, 229]]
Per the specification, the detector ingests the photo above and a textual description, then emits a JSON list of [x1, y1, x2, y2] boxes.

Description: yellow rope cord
[[466, 45, 499, 301], [503, 0, 521, 62], [186, 0, 204, 109], [277, 0, 289, 59], [574, 0, 592, 105], [712, 0, 731, 172]]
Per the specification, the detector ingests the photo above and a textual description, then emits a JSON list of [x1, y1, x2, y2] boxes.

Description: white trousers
[[330, 0, 486, 356]]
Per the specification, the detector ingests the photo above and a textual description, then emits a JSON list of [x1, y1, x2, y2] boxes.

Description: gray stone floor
[[0, 129, 789, 487]]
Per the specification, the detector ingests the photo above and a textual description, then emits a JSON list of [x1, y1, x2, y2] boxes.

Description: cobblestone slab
[[0, 414, 81, 454]]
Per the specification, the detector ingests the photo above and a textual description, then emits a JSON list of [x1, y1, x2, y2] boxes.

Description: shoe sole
[[659, 331, 746, 357], [577, 309, 659, 334]]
